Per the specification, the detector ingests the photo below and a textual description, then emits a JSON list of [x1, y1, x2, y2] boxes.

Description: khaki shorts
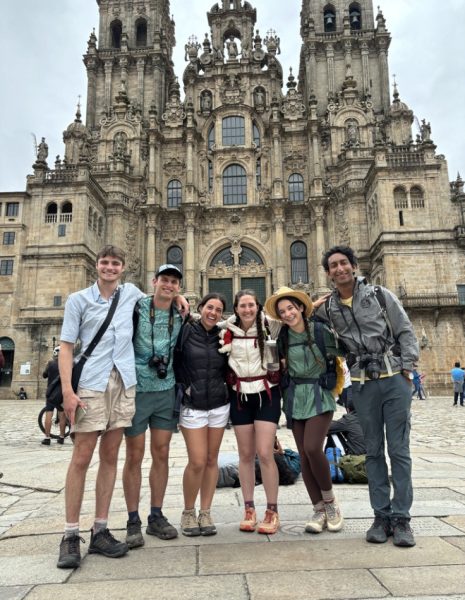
[[74, 368, 136, 434]]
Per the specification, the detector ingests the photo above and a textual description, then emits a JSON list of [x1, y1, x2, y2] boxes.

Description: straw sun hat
[[264, 286, 314, 320]]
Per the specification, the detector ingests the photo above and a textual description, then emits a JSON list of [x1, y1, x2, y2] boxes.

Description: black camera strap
[[149, 300, 175, 367]]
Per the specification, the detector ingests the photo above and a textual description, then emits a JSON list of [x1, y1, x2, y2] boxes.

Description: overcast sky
[[1, 0, 464, 192]]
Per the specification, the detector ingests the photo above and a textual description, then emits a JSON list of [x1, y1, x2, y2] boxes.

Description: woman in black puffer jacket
[[174, 293, 229, 537]]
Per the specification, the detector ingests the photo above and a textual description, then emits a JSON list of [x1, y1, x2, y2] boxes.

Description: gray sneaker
[[392, 517, 415, 547], [366, 516, 392, 543], [147, 513, 178, 540], [57, 534, 84, 569], [198, 509, 217, 536], [126, 518, 144, 549]]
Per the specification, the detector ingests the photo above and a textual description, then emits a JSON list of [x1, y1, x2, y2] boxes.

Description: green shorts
[[125, 387, 177, 437]]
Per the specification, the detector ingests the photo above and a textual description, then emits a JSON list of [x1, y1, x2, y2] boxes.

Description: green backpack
[[338, 454, 368, 484]]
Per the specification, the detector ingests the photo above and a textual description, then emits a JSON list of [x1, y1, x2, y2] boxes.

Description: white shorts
[[179, 403, 230, 429]]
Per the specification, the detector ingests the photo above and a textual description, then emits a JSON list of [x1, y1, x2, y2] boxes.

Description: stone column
[[183, 207, 196, 297], [146, 211, 158, 292], [85, 59, 97, 128], [273, 201, 286, 288], [378, 39, 390, 113], [313, 202, 327, 291], [137, 58, 146, 112], [361, 42, 370, 94], [104, 60, 113, 109], [326, 44, 335, 96]]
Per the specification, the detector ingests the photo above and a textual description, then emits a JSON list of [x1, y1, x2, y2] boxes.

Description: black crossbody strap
[[77, 288, 121, 365]]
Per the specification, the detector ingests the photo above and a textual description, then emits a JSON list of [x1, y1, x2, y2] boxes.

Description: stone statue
[[113, 131, 128, 158], [254, 88, 265, 108], [420, 119, 431, 142], [37, 137, 48, 162], [226, 36, 238, 59], [201, 91, 212, 112]]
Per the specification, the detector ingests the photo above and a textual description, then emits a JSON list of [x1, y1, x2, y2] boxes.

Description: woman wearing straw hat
[[264, 286, 344, 534]]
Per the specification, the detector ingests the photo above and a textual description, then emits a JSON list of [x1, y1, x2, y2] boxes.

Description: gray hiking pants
[[352, 373, 413, 519]]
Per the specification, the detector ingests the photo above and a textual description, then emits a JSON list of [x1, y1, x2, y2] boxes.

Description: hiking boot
[[57, 437, 65, 445], [57, 534, 84, 569], [305, 509, 327, 534], [198, 509, 217, 536], [257, 509, 280, 535], [366, 516, 392, 543], [392, 517, 416, 547], [41, 438, 51, 446], [180, 509, 201, 537], [88, 528, 128, 558], [126, 518, 144, 549], [239, 507, 257, 532], [147, 513, 178, 540], [325, 499, 344, 532]]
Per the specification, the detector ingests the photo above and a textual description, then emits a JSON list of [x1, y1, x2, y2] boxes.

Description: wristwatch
[[402, 370, 414, 380]]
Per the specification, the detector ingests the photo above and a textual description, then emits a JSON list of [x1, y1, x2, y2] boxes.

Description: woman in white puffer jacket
[[219, 289, 282, 535]]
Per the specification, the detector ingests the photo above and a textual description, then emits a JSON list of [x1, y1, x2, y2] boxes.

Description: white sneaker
[[325, 500, 344, 532], [305, 510, 327, 533]]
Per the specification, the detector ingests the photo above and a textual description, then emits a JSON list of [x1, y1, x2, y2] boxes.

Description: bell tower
[[84, 0, 175, 129], [299, 0, 390, 115]]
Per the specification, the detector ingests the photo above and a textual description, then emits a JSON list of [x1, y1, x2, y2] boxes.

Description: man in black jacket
[[41, 347, 67, 445]]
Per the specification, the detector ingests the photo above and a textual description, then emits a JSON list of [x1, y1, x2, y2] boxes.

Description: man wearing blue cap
[[123, 264, 184, 548]]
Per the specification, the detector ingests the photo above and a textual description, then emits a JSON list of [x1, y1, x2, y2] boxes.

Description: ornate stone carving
[[283, 150, 306, 172], [220, 74, 246, 105], [163, 157, 186, 176]]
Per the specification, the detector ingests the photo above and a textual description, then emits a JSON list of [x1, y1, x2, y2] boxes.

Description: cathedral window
[[167, 246, 183, 274], [45, 202, 58, 224], [0, 259, 14, 275], [323, 5, 336, 32], [223, 164, 247, 205], [3, 232, 15, 245], [211, 247, 234, 267], [88, 207, 93, 229], [6, 202, 19, 217], [208, 124, 215, 150], [410, 186, 425, 209], [394, 186, 408, 209], [239, 246, 264, 266], [253, 122, 261, 147], [61, 202, 73, 223], [288, 173, 305, 202], [222, 116, 245, 146], [167, 179, 182, 208], [58, 224, 67, 237], [399, 211, 404, 226], [349, 3, 362, 30], [110, 20, 122, 49], [290, 241, 309, 284], [135, 19, 147, 47]]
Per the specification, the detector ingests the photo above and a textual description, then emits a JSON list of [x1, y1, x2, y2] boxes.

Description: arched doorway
[[205, 243, 270, 312], [0, 337, 15, 387]]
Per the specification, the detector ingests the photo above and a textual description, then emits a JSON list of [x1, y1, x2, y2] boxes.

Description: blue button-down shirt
[[60, 282, 145, 391]]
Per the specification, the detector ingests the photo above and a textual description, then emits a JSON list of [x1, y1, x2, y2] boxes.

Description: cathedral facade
[[1, 0, 464, 398]]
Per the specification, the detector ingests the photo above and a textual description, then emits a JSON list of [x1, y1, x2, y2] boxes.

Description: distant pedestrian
[[450, 362, 464, 406]]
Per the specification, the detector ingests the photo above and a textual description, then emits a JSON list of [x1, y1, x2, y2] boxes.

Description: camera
[[148, 355, 169, 379], [359, 354, 382, 380]]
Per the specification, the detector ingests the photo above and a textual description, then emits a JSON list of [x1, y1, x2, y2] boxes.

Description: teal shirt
[[286, 322, 341, 420], [133, 296, 182, 392]]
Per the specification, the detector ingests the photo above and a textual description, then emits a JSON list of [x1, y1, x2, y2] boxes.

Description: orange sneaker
[[239, 507, 257, 532], [257, 509, 280, 535]]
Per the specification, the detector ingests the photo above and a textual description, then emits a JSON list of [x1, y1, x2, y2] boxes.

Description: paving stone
[[69, 545, 196, 582], [199, 537, 465, 575], [247, 569, 386, 600], [0, 586, 33, 600], [24, 575, 249, 600], [443, 515, 465, 533], [0, 555, 70, 585], [372, 565, 465, 597]]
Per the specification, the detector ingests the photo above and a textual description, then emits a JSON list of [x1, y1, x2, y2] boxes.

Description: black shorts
[[44, 402, 63, 412], [229, 385, 281, 426]]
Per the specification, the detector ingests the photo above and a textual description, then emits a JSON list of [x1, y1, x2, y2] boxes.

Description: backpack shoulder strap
[[313, 320, 327, 360], [277, 324, 289, 358], [373, 285, 394, 338]]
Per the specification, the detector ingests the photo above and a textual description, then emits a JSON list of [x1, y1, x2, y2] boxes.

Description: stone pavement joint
[[0, 398, 465, 599]]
